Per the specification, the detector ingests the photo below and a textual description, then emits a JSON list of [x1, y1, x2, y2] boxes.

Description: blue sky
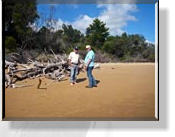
[[36, 4, 155, 43]]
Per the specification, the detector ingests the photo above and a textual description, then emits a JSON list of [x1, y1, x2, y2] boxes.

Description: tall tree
[[86, 18, 109, 49], [62, 24, 83, 43], [4, 0, 39, 50], [62, 24, 84, 49]]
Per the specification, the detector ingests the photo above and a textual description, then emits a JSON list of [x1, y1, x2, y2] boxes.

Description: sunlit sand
[[5, 63, 155, 120]]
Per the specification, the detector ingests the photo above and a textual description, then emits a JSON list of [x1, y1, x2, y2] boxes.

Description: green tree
[[86, 18, 109, 49], [127, 34, 146, 57], [102, 36, 116, 54], [4, 0, 39, 50], [103, 34, 128, 58], [5, 36, 17, 52], [62, 24, 83, 44], [62, 24, 84, 52]]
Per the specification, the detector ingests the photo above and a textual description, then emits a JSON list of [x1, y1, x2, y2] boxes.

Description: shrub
[[5, 36, 17, 51]]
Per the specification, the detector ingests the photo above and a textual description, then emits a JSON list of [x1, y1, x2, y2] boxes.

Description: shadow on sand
[[76, 78, 100, 85], [96, 80, 100, 85], [76, 78, 87, 83]]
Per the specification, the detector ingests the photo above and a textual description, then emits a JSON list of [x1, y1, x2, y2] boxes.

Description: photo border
[[1, 0, 159, 121]]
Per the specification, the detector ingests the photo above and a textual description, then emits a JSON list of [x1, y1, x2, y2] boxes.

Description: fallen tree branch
[[5, 53, 85, 88]]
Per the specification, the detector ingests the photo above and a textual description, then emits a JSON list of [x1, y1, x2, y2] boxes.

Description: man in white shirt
[[68, 46, 80, 85]]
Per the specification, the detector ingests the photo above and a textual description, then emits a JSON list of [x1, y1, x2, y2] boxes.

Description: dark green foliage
[[62, 24, 83, 44], [62, 24, 85, 53], [102, 33, 155, 62], [5, 36, 17, 52], [142, 44, 155, 62], [4, 0, 39, 50], [86, 18, 109, 49]]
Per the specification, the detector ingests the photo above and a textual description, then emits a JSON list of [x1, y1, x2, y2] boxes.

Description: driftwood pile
[[5, 53, 84, 88]]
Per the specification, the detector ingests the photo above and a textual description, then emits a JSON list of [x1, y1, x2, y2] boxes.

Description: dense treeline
[[4, 0, 155, 62]]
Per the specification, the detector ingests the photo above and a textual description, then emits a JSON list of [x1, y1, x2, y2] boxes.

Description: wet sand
[[5, 63, 156, 120]]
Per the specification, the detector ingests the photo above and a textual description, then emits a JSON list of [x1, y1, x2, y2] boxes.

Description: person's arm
[[86, 59, 92, 67], [84, 59, 91, 71]]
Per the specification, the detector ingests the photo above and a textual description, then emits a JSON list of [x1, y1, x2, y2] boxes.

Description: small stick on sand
[[37, 78, 42, 89], [37, 78, 55, 89]]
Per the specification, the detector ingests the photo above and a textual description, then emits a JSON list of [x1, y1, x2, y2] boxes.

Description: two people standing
[[68, 45, 97, 88]]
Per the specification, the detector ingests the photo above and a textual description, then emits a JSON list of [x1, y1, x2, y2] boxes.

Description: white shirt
[[68, 52, 80, 64]]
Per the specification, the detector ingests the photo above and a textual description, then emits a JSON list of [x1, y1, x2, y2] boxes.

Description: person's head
[[86, 45, 91, 52], [74, 46, 79, 54]]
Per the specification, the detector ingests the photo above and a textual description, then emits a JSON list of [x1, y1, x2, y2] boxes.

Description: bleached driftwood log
[[5, 74, 12, 88], [5, 52, 85, 88], [11, 84, 33, 88], [5, 60, 17, 68]]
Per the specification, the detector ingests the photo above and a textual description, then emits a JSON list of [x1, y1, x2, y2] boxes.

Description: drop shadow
[[9, 121, 92, 131]]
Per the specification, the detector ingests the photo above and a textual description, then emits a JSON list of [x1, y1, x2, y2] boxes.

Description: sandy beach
[[5, 63, 155, 120]]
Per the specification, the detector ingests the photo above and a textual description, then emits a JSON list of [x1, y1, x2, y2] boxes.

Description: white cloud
[[72, 15, 94, 33], [28, 22, 40, 32], [40, 15, 94, 33], [145, 40, 154, 44], [70, 4, 138, 35], [48, 19, 65, 31], [98, 4, 137, 35], [41, 19, 69, 32], [32, 4, 138, 35]]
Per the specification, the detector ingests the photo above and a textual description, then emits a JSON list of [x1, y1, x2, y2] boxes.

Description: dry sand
[[5, 63, 155, 120]]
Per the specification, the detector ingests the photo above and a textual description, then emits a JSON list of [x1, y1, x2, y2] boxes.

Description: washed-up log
[[5, 74, 12, 88], [5, 60, 17, 69], [8, 68, 34, 74], [45, 69, 64, 80], [33, 61, 45, 68], [43, 62, 63, 74], [5, 52, 85, 88], [11, 84, 33, 88], [14, 69, 43, 81], [18, 64, 32, 69]]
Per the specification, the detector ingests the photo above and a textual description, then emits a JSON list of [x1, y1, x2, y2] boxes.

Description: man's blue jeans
[[87, 66, 96, 87], [70, 64, 78, 83]]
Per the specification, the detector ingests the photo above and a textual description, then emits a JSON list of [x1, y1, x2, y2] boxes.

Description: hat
[[74, 46, 78, 50], [86, 45, 91, 49]]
